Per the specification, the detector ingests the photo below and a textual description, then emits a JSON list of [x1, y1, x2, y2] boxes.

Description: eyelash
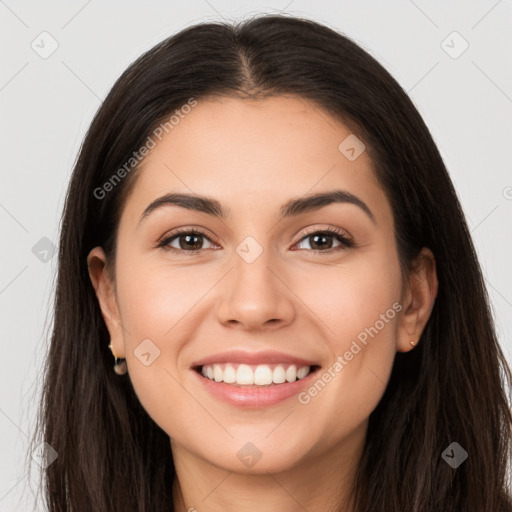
[[157, 226, 354, 255]]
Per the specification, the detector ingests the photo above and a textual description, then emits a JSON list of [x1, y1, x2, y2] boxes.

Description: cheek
[[111, 257, 200, 429], [295, 302, 399, 455], [115, 256, 204, 338], [290, 250, 401, 440], [292, 242, 402, 346]]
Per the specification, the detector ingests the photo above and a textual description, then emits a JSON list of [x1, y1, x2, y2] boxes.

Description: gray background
[[1, 1, 511, 510]]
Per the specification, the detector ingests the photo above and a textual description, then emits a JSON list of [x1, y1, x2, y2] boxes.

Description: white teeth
[[199, 363, 313, 386], [254, 365, 273, 385], [223, 364, 236, 383], [236, 364, 254, 385], [285, 365, 297, 383], [213, 364, 223, 382], [272, 365, 286, 384], [297, 366, 309, 379]]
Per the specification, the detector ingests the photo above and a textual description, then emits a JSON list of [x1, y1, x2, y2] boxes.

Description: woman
[[29, 13, 512, 512]]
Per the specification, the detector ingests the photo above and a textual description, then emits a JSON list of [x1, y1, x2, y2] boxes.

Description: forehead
[[120, 95, 390, 226]]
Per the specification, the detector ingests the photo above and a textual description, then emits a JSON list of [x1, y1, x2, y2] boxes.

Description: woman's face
[[89, 95, 435, 474]]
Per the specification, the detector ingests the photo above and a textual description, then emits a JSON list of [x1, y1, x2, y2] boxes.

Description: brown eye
[[294, 229, 353, 252], [304, 232, 334, 250], [160, 230, 215, 252]]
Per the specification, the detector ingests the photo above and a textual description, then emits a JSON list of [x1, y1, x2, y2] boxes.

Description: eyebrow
[[139, 190, 376, 225]]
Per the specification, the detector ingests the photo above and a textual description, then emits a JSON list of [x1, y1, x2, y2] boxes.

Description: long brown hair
[[27, 13, 512, 511]]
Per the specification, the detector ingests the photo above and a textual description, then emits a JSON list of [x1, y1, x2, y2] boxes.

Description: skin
[[88, 95, 438, 512]]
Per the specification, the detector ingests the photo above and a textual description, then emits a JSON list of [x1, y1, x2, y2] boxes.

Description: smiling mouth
[[193, 363, 322, 387]]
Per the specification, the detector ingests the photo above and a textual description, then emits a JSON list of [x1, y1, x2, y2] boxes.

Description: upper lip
[[190, 350, 320, 368]]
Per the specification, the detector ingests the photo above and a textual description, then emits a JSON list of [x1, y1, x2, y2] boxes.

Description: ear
[[87, 246, 126, 358], [397, 247, 438, 353]]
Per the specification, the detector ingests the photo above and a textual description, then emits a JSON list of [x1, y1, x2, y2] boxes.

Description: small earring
[[409, 327, 417, 347], [108, 342, 127, 375]]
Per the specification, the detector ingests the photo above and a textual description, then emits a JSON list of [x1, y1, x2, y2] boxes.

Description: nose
[[215, 246, 296, 331]]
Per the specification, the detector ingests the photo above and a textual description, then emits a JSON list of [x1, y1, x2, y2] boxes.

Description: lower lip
[[192, 367, 320, 408]]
